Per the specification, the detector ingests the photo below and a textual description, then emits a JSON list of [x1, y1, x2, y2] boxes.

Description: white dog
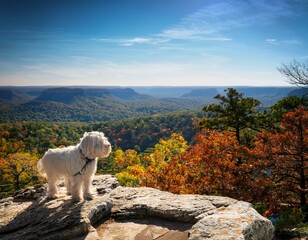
[[37, 131, 111, 201]]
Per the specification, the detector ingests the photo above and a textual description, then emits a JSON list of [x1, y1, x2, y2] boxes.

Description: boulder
[[0, 175, 274, 240]]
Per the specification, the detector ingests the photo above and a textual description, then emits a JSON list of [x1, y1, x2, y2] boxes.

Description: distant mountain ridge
[[36, 88, 85, 103], [0, 89, 32, 101], [181, 88, 219, 98], [0, 87, 211, 122], [132, 86, 300, 99], [288, 88, 308, 98], [0, 86, 306, 123], [1, 86, 304, 101], [234, 87, 296, 97], [35, 87, 150, 103]]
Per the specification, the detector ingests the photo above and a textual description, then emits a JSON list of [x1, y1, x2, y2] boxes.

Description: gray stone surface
[[0, 175, 274, 240]]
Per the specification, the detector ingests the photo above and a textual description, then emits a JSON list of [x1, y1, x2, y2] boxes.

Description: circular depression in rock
[[96, 217, 193, 240]]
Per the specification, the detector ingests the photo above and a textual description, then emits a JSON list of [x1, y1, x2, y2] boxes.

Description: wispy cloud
[[157, 0, 297, 41], [96, 0, 298, 46], [265, 38, 278, 45], [92, 37, 169, 46], [265, 38, 302, 45]]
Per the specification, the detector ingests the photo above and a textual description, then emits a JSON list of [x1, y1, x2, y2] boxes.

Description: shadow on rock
[[0, 196, 87, 240]]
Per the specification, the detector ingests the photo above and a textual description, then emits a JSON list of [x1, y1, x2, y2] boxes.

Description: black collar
[[79, 148, 96, 162], [73, 148, 96, 176]]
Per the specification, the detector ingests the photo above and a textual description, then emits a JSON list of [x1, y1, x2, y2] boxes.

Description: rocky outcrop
[[0, 175, 274, 240]]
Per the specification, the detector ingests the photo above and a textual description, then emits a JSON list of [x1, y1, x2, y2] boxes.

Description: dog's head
[[79, 131, 111, 159]]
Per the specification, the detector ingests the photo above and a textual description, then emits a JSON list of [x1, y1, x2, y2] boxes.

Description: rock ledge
[[0, 175, 274, 240]]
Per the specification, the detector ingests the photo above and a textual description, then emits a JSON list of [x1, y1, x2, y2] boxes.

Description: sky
[[1, 0, 308, 87]]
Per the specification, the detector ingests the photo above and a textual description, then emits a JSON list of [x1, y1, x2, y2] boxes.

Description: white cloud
[[157, 0, 297, 41], [266, 38, 302, 45], [93, 1, 298, 46], [93, 37, 169, 46], [266, 38, 278, 45]]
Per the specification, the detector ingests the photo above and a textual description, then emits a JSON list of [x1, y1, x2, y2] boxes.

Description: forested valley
[[0, 87, 307, 235]]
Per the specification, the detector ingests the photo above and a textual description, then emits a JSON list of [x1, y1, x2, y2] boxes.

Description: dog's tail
[[37, 159, 47, 178]]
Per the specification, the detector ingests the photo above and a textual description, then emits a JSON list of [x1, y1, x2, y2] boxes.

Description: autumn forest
[[0, 87, 307, 233]]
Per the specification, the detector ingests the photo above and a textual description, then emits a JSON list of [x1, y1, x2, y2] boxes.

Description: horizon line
[[0, 85, 297, 88]]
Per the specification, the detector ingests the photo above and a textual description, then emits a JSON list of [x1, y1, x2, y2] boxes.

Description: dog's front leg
[[83, 175, 94, 200], [71, 175, 82, 202]]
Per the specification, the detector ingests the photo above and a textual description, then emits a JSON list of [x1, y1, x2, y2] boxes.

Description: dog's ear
[[80, 132, 86, 142]]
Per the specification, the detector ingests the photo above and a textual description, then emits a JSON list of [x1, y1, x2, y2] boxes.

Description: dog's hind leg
[[65, 177, 73, 195], [71, 175, 82, 202]]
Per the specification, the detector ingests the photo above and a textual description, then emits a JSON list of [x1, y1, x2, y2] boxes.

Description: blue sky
[[1, 0, 308, 86]]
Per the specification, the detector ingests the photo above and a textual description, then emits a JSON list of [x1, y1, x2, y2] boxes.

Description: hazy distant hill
[[0, 86, 304, 123], [133, 87, 206, 98], [35, 87, 150, 103], [288, 88, 308, 98], [181, 88, 219, 98], [132, 86, 299, 103], [0, 89, 32, 102], [36, 88, 86, 103], [232, 87, 297, 105], [0, 87, 211, 122], [233, 87, 294, 97], [132, 86, 298, 100], [107, 88, 150, 100]]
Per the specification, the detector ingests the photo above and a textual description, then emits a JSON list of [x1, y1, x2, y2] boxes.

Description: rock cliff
[[0, 175, 274, 240]]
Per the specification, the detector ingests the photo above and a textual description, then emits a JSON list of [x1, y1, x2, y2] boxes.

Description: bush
[[275, 208, 305, 230], [253, 203, 267, 216], [115, 171, 141, 187]]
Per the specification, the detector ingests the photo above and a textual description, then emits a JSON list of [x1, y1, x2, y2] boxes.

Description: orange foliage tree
[[140, 129, 257, 199], [251, 106, 308, 208], [181, 129, 243, 195], [112, 107, 307, 211]]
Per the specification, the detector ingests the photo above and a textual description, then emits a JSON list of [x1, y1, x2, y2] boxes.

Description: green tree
[[262, 96, 307, 130], [199, 88, 261, 145]]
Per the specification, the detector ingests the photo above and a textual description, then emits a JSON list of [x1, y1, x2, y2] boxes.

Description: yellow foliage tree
[[114, 149, 145, 186], [115, 133, 188, 188], [141, 133, 188, 189], [0, 152, 38, 190], [114, 149, 141, 169]]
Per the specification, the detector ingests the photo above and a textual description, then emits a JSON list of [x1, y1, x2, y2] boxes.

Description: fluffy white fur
[[37, 131, 111, 201]]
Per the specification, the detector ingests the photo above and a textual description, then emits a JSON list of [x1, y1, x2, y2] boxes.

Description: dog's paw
[[84, 193, 94, 201], [71, 196, 82, 202], [47, 194, 58, 200]]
